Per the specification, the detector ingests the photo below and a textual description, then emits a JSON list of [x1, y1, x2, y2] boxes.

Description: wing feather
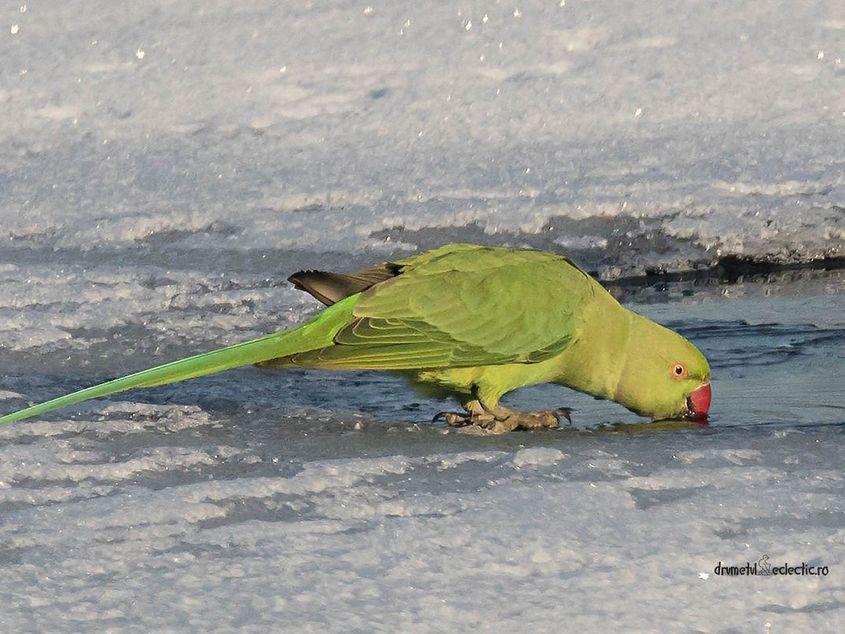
[[281, 246, 596, 371]]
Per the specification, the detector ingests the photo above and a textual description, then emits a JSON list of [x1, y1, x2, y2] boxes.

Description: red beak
[[687, 383, 711, 418]]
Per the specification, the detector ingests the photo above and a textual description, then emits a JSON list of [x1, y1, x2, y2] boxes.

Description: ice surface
[[1, 0, 843, 277], [1, 408, 844, 631], [1, 0, 845, 631], [0, 270, 842, 632]]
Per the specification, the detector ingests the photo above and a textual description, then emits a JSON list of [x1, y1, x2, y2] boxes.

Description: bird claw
[[553, 407, 573, 423], [432, 411, 475, 426], [433, 407, 572, 432]]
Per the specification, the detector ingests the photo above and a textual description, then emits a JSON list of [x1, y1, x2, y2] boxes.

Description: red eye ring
[[672, 363, 687, 379]]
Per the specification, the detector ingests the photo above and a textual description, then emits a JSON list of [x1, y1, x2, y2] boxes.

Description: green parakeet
[[0, 244, 712, 432]]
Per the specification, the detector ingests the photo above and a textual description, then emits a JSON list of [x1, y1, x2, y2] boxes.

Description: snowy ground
[[1, 419, 844, 632], [2, 0, 843, 275], [1, 1, 845, 631]]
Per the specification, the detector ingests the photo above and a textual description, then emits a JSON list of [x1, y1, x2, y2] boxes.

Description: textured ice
[[2, 1, 845, 631], [511, 446, 568, 468], [2, 0, 844, 277], [1, 277, 842, 631], [1, 422, 844, 631]]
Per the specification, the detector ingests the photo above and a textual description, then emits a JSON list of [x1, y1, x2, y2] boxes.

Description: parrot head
[[614, 314, 712, 421]]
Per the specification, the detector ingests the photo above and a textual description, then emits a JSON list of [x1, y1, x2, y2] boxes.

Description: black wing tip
[[287, 270, 317, 287]]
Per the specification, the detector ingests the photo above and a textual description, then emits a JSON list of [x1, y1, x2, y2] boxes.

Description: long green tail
[[0, 296, 357, 425]]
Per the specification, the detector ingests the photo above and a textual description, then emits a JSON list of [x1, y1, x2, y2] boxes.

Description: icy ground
[[1, 0, 843, 276], [1, 0, 845, 631], [0, 264, 843, 632]]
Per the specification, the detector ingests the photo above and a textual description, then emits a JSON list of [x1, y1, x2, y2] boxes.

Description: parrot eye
[[672, 363, 687, 379]]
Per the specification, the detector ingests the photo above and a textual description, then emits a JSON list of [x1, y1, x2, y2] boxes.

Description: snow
[[0, 420, 843, 631], [1, 0, 843, 276]]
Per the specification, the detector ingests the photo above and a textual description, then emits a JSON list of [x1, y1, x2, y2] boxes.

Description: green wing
[[275, 246, 595, 370]]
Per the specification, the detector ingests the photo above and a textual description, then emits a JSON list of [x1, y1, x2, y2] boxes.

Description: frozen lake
[[1, 0, 844, 631], [1, 259, 842, 632]]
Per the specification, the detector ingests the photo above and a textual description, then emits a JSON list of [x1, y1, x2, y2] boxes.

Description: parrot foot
[[432, 411, 484, 426], [433, 404, 571, 434], [432, 399, 491, 427]]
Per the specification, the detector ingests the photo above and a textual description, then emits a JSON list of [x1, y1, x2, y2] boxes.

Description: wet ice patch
[[0, 440, 241, 484], [512, 447, 568, 468], [676, 449, 764, 466], [0, 404, 214, 441]]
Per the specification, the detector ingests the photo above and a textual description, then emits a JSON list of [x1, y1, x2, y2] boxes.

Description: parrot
[[0, 244, 712, 433]]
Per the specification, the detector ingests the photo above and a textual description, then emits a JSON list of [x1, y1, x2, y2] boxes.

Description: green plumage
[[0, 243, 711, 428], [272, 244, 589, 369]]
